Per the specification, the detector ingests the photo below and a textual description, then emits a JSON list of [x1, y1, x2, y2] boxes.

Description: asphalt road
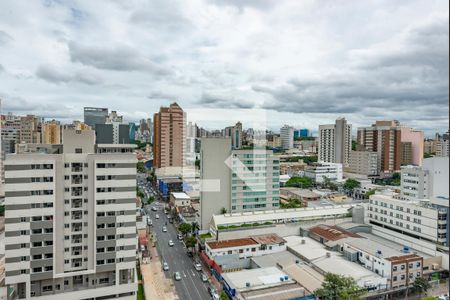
[[138, 176, 212, 300]]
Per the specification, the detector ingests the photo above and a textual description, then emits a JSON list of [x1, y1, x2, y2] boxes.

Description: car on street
[[151, 207, 157, 211], [208, 287, 219, 299], [201, 273, 208, 282], [168, 240, 174, 247], [140, 245, 145, 252], [177, 233, 183, 240], [174, 272, 181, 281], [163, 262, 169, 271], [147, 219, 152, 226], [194, 262, 202, 271], [162, 226, 167, 232], [155, 214, 160, 219], [186, 250, 193, 257]]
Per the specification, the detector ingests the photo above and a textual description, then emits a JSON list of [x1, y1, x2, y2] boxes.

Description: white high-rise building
[[4, 129, 137, 300], [318, 118, 352, 166], [199, 138, 280, 230], [280, 125, 294, 150]]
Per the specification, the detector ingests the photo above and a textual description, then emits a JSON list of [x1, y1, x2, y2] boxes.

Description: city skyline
[[0, 0, 448, 135]]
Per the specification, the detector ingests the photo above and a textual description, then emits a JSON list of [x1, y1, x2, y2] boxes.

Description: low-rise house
[[205, 234, 286, 261]]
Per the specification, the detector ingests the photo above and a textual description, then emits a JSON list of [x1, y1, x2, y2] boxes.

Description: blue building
[[129, 122, 136, 143], [294, 129, 310, 139]]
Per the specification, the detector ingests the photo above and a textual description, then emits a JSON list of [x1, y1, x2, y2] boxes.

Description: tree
[[364, 189, 376, 199], [315, 273, 366, 300], [137, 190, 145, 199], [343, 179, 361, 191], [136, 161, 145, 173], [185, 236, 197, 250], [220, 291, 229, 300], [352, 140, 357, 151], [220, 207, 227, 214], [285, 176, 313, 189], [412, 277, 431, 298], [178, 223, 192, 236], [424, 152, 433, 159]]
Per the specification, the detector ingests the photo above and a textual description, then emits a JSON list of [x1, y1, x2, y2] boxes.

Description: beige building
[[19, 115, 41, 144], [4, 129, 137, 300], [41, 120, 62, 145], [357, 120, 402, 174], [153, 102, 185, 168], [348, 150, 379, 176], [318, 118, 352, 166]]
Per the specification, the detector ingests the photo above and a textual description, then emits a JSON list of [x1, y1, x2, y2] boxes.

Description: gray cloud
[[208, 0, 277, 11], [36, 65, 102, 85], [199, 92, 255, 109], [0, 64, 4, 72], [255, 17, 449, 119], [0, 30, 13, 46], [68, 42, 174, 76]]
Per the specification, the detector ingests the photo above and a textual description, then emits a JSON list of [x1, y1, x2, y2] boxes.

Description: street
[[138, 176, 212, 300]]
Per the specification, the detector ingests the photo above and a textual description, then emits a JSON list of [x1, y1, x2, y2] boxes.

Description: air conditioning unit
[[432, 263, 439, 270], [326, 252, 331, 258], [301, 239, 306, 244]]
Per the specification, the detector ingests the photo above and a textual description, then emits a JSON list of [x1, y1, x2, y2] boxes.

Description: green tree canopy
[[285, 176, 313, 188], [412, 277, 431, 296], [365, 189, 376, 199], [136, 161, 145, 173], [185, 236, 197, 249], [315, 273, 366, 300], [343, 178, 361, 191], [178, 223, 192, 235]]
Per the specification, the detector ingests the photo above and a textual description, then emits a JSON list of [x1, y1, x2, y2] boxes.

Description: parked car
[[168, 240, 174, 247], [201, 273, 208, 282], [186, 250, 193, 257], [162, 226, 167, 232], [151, 206, 157, 211], [155, 214, 160, 219], [194, 262, 202, 271], [163, 262, 169, 271], [177, 233, 183, 240], [208, 287, 220, 299], [140, 245, 145, 252], [174, 272, 181, 281]]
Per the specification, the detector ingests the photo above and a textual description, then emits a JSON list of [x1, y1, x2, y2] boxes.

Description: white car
[[168, 240, 174, 247], [194, 262, 202, 271], [162, 226, 167, 232], [174, 272, 181, 281], [155, 214, 160, 219], [163, 262, 169, 271], [201, 273, 208, 282]]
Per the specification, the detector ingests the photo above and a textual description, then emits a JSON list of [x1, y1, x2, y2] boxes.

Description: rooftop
[[222, 267, 294, 290], [207, 238, 258, 250], [251, 234, 286, 245], [309, 224, 361, 241], [171, 192, 190, 200], [212, 205, 355, 227], [281, 188, 320, 198]]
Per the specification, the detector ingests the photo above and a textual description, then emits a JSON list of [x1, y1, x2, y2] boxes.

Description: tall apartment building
[[185, 121, 197, 166], [318, 118, 352, 166], [83, 107, 108, 129], [400, 127, 424, 166], [357, 120, 402, 175], [200, 138, 280, 230], [348, 150, 378, 177], [41, 121, 62, 145], [20, 115, 42, 145], [232, 122, 243, 150], [153, 102, 185, 169], [400, 142, 413, 166], [4, 129, 137, 300], [436, 139, 449, 157], [368, 193, 448, 247], [94, 111, 129, 145], [400, 157, 449, 205], [280, 125, 294, 150]]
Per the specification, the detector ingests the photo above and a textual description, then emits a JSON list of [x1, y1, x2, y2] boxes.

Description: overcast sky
[[0, 0, 448, 136]]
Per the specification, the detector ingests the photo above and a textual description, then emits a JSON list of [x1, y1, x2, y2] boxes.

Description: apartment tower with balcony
[[4, 129, 137, 300]]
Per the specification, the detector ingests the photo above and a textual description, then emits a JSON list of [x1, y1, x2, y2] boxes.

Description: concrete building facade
[[153, 103, 185, 169], [318, 118, 352, 166], [83, 107, 108, 130], [348, 150, 379, 177], [357, 121, 402, 175], [280, 125, 294, 150], [4, 129, 137, 300]]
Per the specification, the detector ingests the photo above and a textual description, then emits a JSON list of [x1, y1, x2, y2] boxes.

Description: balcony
[[71, 175, 83, 185]]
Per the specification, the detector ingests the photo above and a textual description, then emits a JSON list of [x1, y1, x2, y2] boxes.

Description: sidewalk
[[140, 237, 179, 299]]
